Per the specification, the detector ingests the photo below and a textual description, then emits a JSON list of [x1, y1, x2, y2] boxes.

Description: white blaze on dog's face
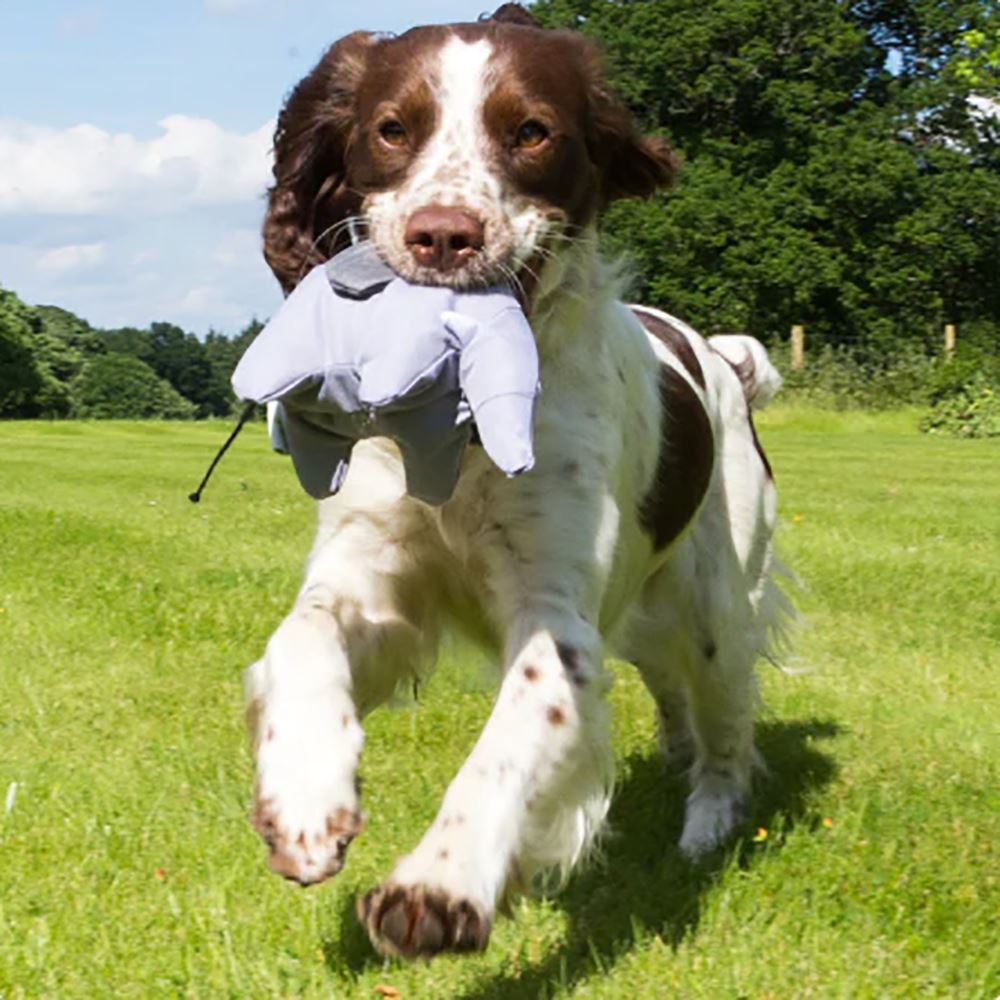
[[262, 15, 675, 296], [362, 37, 519, 286], [344, 23, 674, 289], [351, 27, 588, 289]]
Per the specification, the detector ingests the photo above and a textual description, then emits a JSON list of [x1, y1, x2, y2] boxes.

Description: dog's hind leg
[[245, 448, 441, 886], [620, 548, 699, 775], [677, 629, 759, 859], [625, 525, 762, 859]]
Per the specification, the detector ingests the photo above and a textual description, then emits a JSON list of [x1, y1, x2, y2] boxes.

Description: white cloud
[[174, 283, 251, 323], [0, 115, 274, 216], [36, 242, 106, 273], [0, 112, 281, 333]]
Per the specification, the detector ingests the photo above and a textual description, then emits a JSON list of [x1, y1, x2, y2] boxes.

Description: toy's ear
[[263, 31, 374, 294], [581, 43, 678, 207]]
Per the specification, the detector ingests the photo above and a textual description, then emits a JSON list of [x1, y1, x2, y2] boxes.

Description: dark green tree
[[29, 305, 107, 416], [101, 326, 156, 365], [204, 318, 264, 415], [72, 354, 196, 420], [147, 322, 229, 417], [0, 287, 44, 417], [532, 0, 1000, 352]]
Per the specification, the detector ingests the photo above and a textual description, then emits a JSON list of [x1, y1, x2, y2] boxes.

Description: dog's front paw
[[250, 708, 364, 885], [252, 794, 362, 885], [357, 884, 491, 958]]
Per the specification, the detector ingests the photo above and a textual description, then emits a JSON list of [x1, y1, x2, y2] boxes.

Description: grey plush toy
[[229, 242, 540, 505]]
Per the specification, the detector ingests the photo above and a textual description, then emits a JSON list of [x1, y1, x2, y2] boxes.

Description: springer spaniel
[[245, 3, 789, 958]]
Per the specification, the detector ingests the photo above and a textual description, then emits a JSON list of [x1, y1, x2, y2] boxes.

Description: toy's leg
[[246, 482, 440, 885]]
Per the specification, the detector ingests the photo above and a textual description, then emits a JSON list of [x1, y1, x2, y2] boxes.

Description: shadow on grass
[[325, 717, 840, 995], [325, 888, 384, 975]]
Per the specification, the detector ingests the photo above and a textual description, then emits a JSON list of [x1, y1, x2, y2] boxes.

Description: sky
[[0, 0, 492, 336]]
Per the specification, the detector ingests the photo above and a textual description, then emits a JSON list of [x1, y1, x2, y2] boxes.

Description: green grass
[[1, 411, 998, 999]]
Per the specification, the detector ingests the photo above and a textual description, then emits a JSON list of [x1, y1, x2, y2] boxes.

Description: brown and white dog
[[245, 3, 789, 958]]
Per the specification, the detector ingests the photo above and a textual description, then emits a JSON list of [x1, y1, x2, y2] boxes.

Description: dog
[[244, 3, 789, 958]]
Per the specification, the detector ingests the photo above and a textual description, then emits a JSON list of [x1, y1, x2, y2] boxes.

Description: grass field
[[1, 409, 998, 999]]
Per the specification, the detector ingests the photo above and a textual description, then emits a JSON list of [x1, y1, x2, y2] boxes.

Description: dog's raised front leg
[[359, 439, 618, 955], [359, 600, 611, 956], [246, 496, 439, 886]]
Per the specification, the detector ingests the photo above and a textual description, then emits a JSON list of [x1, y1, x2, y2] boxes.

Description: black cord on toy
[[188, 401, 257, 503]]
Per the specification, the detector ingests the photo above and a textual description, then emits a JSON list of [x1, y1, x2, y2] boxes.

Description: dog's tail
[[708, 334, 782, 411]]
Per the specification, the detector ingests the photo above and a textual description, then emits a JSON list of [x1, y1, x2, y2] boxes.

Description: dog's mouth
[[362, 198, 544, 297], [370, 234, 527, 299], [390, 253, 516, 290], [359, 197, 570, 313]]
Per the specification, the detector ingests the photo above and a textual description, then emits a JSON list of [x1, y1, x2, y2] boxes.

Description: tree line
[[533, 0, 999, 355], [0, 286, 261, 419], [2, 0, 998, 420]]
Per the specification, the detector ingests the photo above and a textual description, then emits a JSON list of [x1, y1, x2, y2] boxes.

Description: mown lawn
[[0, 410, 997, 999]]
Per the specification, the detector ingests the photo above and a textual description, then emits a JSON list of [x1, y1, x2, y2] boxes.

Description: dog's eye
[[514, 120, 549, 150], [378, 120, 408, 148]]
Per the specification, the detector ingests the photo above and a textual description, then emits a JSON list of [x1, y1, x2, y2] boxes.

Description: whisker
[[294, 215, 370, 286], [496, 261, 528, 303], [319, 215, 370, 250], [529, 246, 561, 264], [515, 259, 543, 285], [539, 232, 578, 247]]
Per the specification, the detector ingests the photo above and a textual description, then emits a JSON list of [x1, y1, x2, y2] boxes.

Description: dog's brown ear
[[486, 4, 542, 28], [583, 50, 678, 206], [263, 31, 372, 294]]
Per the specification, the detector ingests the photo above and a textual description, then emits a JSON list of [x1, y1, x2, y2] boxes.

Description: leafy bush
[[535, 0, 1000, 358], [72, 354, 196, 420], [923, 338, 1000, 404], [920, 373, 1000, 438], [777, 344, 938, 410], [775, 333, 1000, 416]]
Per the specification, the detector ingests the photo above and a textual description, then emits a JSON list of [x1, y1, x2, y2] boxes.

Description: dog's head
[[263, 4, 677, 295]]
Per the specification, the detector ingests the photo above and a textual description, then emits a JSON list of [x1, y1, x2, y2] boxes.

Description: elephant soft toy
[[230, 241, 540, 505]]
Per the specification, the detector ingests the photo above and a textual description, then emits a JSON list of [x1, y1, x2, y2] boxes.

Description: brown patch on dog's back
[[631, 308, 705, 389], [639, 365, 714, 550], [720, 350, 755, 400]]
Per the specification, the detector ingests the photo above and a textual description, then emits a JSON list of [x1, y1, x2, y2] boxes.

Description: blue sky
[[0, 0, 491, 335]]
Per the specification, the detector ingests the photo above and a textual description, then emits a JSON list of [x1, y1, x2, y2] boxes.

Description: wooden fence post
[[791, 325, 805, 370], [944, 324, 956, 360]]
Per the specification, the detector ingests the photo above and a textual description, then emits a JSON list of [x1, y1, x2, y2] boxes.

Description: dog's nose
[[404, 206, 485, 272]]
